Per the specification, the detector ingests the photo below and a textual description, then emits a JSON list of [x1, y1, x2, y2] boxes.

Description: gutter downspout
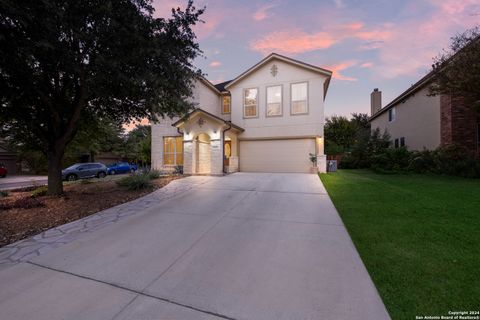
[[222, 122, 232, 174]]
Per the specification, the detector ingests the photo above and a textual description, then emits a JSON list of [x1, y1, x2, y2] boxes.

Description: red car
[[0, 165, 6, 178]]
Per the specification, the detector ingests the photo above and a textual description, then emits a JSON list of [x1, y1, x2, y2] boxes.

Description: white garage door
[[239, 139, 315, 173]]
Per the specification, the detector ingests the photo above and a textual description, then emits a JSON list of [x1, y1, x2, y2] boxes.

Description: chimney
[[371, 88, 382, 116]]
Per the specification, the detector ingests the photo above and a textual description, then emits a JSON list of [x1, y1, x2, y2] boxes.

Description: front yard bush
[[341, 138, 480, 178], [146, 169, 161, 180], [116, 173, 153, 190], [371, 147, 411, 173], [30, 186, 48, 198]]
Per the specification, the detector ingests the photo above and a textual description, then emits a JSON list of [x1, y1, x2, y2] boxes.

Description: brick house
[[369, 72, 480, 159]]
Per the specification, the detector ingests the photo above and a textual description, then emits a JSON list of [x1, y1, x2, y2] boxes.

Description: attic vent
[[270, 64, 278, 77]]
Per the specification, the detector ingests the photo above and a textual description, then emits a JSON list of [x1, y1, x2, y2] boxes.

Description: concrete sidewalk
[[0, 173, 390, 320]]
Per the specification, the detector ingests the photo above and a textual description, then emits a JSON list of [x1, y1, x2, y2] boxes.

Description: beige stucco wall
[[370, 86, 441, 150], [152, 58, 329, 173], [228, 59, 327, 140], [151, 79, 223, 171]]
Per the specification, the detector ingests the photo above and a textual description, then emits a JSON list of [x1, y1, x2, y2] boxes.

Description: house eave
[[224, 53, 333, 93], [172, 108, 244, 132]]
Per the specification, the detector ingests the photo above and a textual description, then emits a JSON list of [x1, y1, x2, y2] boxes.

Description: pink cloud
[[253, 3, 279, 21], [250, 22, 391, 55], [250, 30, 337, 55], [369, 0, 479, 78], [124, 118, 150, 131], [360, 62, 374, 68], [209, 61, 222, 67], [325, 60, 358, 81]]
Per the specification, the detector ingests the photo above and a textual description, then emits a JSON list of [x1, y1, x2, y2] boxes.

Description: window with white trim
[[388, 107, 396, 122], [266, 85, 282, 117], [244, 88, 258, 117], [291, 82, 308, 114], [163, 136, 183, 166], [222, 95, 231, 114]]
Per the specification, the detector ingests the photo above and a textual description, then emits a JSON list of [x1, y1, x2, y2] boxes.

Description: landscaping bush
[[371, 147, 412, 173], [30, 186, 48, 198], [0, 190, 9, 198], [146, 169, 161, 180], [116, 173, 153, 190], [341, 140, 480, 178], [408, 149, 435, 173], [174, 165, 183, 175]]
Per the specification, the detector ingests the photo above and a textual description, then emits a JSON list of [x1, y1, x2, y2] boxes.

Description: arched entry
[[195, 133, 211, 174]]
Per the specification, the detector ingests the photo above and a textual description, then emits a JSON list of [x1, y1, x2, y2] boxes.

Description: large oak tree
[[430, 26, 480, 114], [0, 0, 203, 194]]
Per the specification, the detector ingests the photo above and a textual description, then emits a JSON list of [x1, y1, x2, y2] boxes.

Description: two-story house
[[151, 53, 332, 174], [369, 74, 480, 159]]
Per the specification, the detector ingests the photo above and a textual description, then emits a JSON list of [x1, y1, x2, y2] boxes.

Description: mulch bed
[[0, 176, 180, 248]]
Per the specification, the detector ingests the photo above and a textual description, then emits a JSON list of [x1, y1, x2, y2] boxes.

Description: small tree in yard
[[0, 0, 203, 194], [430, 26, 480, 114]]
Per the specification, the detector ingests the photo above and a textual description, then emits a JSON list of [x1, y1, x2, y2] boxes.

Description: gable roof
[[224, 53, 333, 96], [369, 71, 436, 121], [369, 35, 480, 122], [214, 80, 232, 93], [172, 108, 244, 132], [197, 76, 222, 95]]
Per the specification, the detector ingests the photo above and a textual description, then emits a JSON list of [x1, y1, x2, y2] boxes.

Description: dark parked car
[[0, 164, 7, 178], [62, 163, 107, 181], [107, 162, 138, 175]]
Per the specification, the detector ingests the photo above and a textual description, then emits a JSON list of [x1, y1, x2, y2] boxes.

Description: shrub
[[31, 186, 48, 198], [408, 149, 435, 173], [116, 173, 153, 190], [146, 169, 161, 180], [0, 190, 9, 198], [81, 179, 94, 185], [174, 165, 183, 175], [371, 147, 412, 173]]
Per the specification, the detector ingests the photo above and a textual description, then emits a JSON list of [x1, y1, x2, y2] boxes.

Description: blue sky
[[153, 0, 479, 118]]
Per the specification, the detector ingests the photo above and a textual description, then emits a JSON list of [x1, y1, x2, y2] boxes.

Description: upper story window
[[291, 82, 308, 115], [266, 85, 282, 117], [388, 107, 396, 122], [244, 88, 258, 118], [222, 95, 231, 114]]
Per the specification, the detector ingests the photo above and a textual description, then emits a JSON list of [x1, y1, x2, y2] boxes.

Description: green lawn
[[320, 170, 480, 320]]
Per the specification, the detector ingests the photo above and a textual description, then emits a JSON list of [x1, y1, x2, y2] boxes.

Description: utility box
[[327, 160, 337, 172]]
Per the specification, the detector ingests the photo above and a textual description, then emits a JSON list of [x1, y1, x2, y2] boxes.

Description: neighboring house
[[369, 73, 480, 159], [151, 53, 332, 174]]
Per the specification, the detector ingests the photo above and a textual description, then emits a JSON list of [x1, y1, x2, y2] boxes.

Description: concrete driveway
[[0, 173, 390, 320]]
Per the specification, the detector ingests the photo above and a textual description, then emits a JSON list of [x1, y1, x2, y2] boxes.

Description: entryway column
[[210, 135, 223, 175], [183, 140, 194, 174]]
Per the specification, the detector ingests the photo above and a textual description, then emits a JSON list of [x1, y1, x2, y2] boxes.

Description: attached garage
[[239, 138, 315, 173]]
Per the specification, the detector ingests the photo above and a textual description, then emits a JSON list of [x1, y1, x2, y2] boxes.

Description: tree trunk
[[47, 148, 65, 195]]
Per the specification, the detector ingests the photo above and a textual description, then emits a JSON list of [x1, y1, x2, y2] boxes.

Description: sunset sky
[[152, 0, 479, 118]]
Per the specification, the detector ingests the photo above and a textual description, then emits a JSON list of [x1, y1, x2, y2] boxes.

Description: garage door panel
[[239, 139, 315, 173]]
